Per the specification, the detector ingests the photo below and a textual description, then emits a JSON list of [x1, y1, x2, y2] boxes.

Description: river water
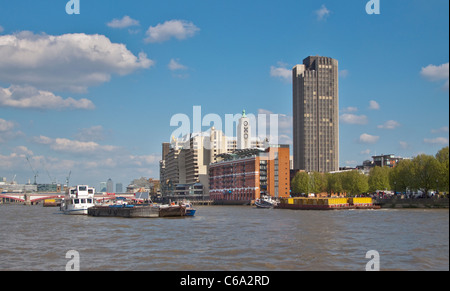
[[0, 205, 448, 271]]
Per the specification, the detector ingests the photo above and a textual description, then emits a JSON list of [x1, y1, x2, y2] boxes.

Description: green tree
[[436, 146, 449, 192], [310, 172, 327, 194], [341, 171, 369, 196], [411, 154, 442, 196], [368, 166, 390, 192], [326, 172, 343, 196], [389, 159, 413, 194], [353, 171, 369, 195], [292, 171, 310, 195]]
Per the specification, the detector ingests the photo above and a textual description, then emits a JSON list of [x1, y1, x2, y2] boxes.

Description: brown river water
[[0, 205, 448, 271]]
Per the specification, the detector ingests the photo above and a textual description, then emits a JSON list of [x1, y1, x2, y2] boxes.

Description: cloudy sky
[[0, 0, 448, 188]]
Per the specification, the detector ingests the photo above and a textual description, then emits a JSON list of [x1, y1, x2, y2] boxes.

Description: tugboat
[[181, 201, 197, 217], [255, 196, 279, 209], [61, 185, 96, 215]]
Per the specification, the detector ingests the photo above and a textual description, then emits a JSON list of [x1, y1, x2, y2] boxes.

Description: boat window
[[81, 199, 86, 204], [79, 186, 87, 191], [87, 199, 93, 203], [74, 199, 80, 204], [88, 189, 94, 194]]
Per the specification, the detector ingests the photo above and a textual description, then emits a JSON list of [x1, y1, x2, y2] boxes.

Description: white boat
[[61, 185, 96, 215], [255, 196, 279, 209]]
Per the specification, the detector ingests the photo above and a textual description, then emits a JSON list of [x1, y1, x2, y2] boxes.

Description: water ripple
[[0, 205, 448, 271]]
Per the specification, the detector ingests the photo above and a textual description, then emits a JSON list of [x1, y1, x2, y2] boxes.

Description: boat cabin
[[68, 185, 95, 199]]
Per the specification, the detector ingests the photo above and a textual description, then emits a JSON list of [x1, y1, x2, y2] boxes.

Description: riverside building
[[209, 145, 291, 205], [293, 56, 339, 173], [160, 112, 264, 199]]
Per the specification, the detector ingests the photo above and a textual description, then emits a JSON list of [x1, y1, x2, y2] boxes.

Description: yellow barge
[[276, 197, 380, 210]]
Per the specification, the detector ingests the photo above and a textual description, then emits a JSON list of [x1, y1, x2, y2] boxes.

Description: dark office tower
[[293, 56, 339, 173], [162, 142, 170, 159]]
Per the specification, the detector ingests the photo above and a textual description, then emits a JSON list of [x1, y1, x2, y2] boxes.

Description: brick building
[[209, 145, 290, 205]]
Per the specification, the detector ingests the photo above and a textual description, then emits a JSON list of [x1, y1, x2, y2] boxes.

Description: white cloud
[[13, 146, 33, 156], [341, 106, 358, 113], [378, 120, 401, 130], [168, 59, 188, 71], [0, 85, 95, 110], [340, 114, 368, 125], [369, 100, 380, 110], [33, 135, 118, 154], [74, 125, 108, 142], [424, 137, 449, 145], [0, 118, 23, 143], [315, 5, 331, 21], [32, 135, 54, 145], [270, 63, 291, 81], [0, 118, 14, 132], [145, 20, 200, 43], [53, 138, 117, 154], [359, 133, 380, 144], [0, 32, 154, 92], [107, 16, 140, 28], [421, 62, 449, 90], [431, 126, 449, 134]]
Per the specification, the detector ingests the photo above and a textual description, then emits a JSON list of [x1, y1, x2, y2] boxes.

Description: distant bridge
[[0, 193, 64, 205]]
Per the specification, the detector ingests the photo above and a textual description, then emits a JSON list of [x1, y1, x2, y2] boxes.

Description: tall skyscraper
[[293, 56, 339, 173], [106, 178, 114, 193]]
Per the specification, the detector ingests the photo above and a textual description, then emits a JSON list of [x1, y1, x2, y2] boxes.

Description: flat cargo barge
[[88, 205, 186, 218], [276, 197, 381, 211]]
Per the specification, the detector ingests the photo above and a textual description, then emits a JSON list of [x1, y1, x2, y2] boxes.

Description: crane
[[26, 157, 39, 185], [41, 160, 57, 184]]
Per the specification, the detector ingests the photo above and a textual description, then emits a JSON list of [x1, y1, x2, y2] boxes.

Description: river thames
[[0, 205, 448, 271]]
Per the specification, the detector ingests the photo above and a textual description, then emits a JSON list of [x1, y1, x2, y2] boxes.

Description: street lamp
[[436, 179, 439, 195], [394, 181, 397, 196]]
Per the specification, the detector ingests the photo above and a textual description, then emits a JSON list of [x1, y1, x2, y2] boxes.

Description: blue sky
[[0, 0, 448, 188]]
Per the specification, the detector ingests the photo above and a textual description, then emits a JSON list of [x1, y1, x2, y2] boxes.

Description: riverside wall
[[375, 198, 449, 209]]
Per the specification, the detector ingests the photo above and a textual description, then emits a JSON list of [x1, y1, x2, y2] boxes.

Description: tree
[[340, 171, 369, 196], [310, 172, 327, 194], [389, 159, 413, 194], [326, 172, 343, 196], [368, 166, 390, 193], [436, 147, 449, 192], [410, 154, 442, 196], [292, 171, 310, 195]]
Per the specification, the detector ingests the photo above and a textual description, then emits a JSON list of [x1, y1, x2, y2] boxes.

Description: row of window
[[71, 199, 93, 204]]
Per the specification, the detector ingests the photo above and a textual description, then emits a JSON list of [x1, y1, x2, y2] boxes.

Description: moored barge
[[88, 205, 186, 218], [276, 197, 380, 210]]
